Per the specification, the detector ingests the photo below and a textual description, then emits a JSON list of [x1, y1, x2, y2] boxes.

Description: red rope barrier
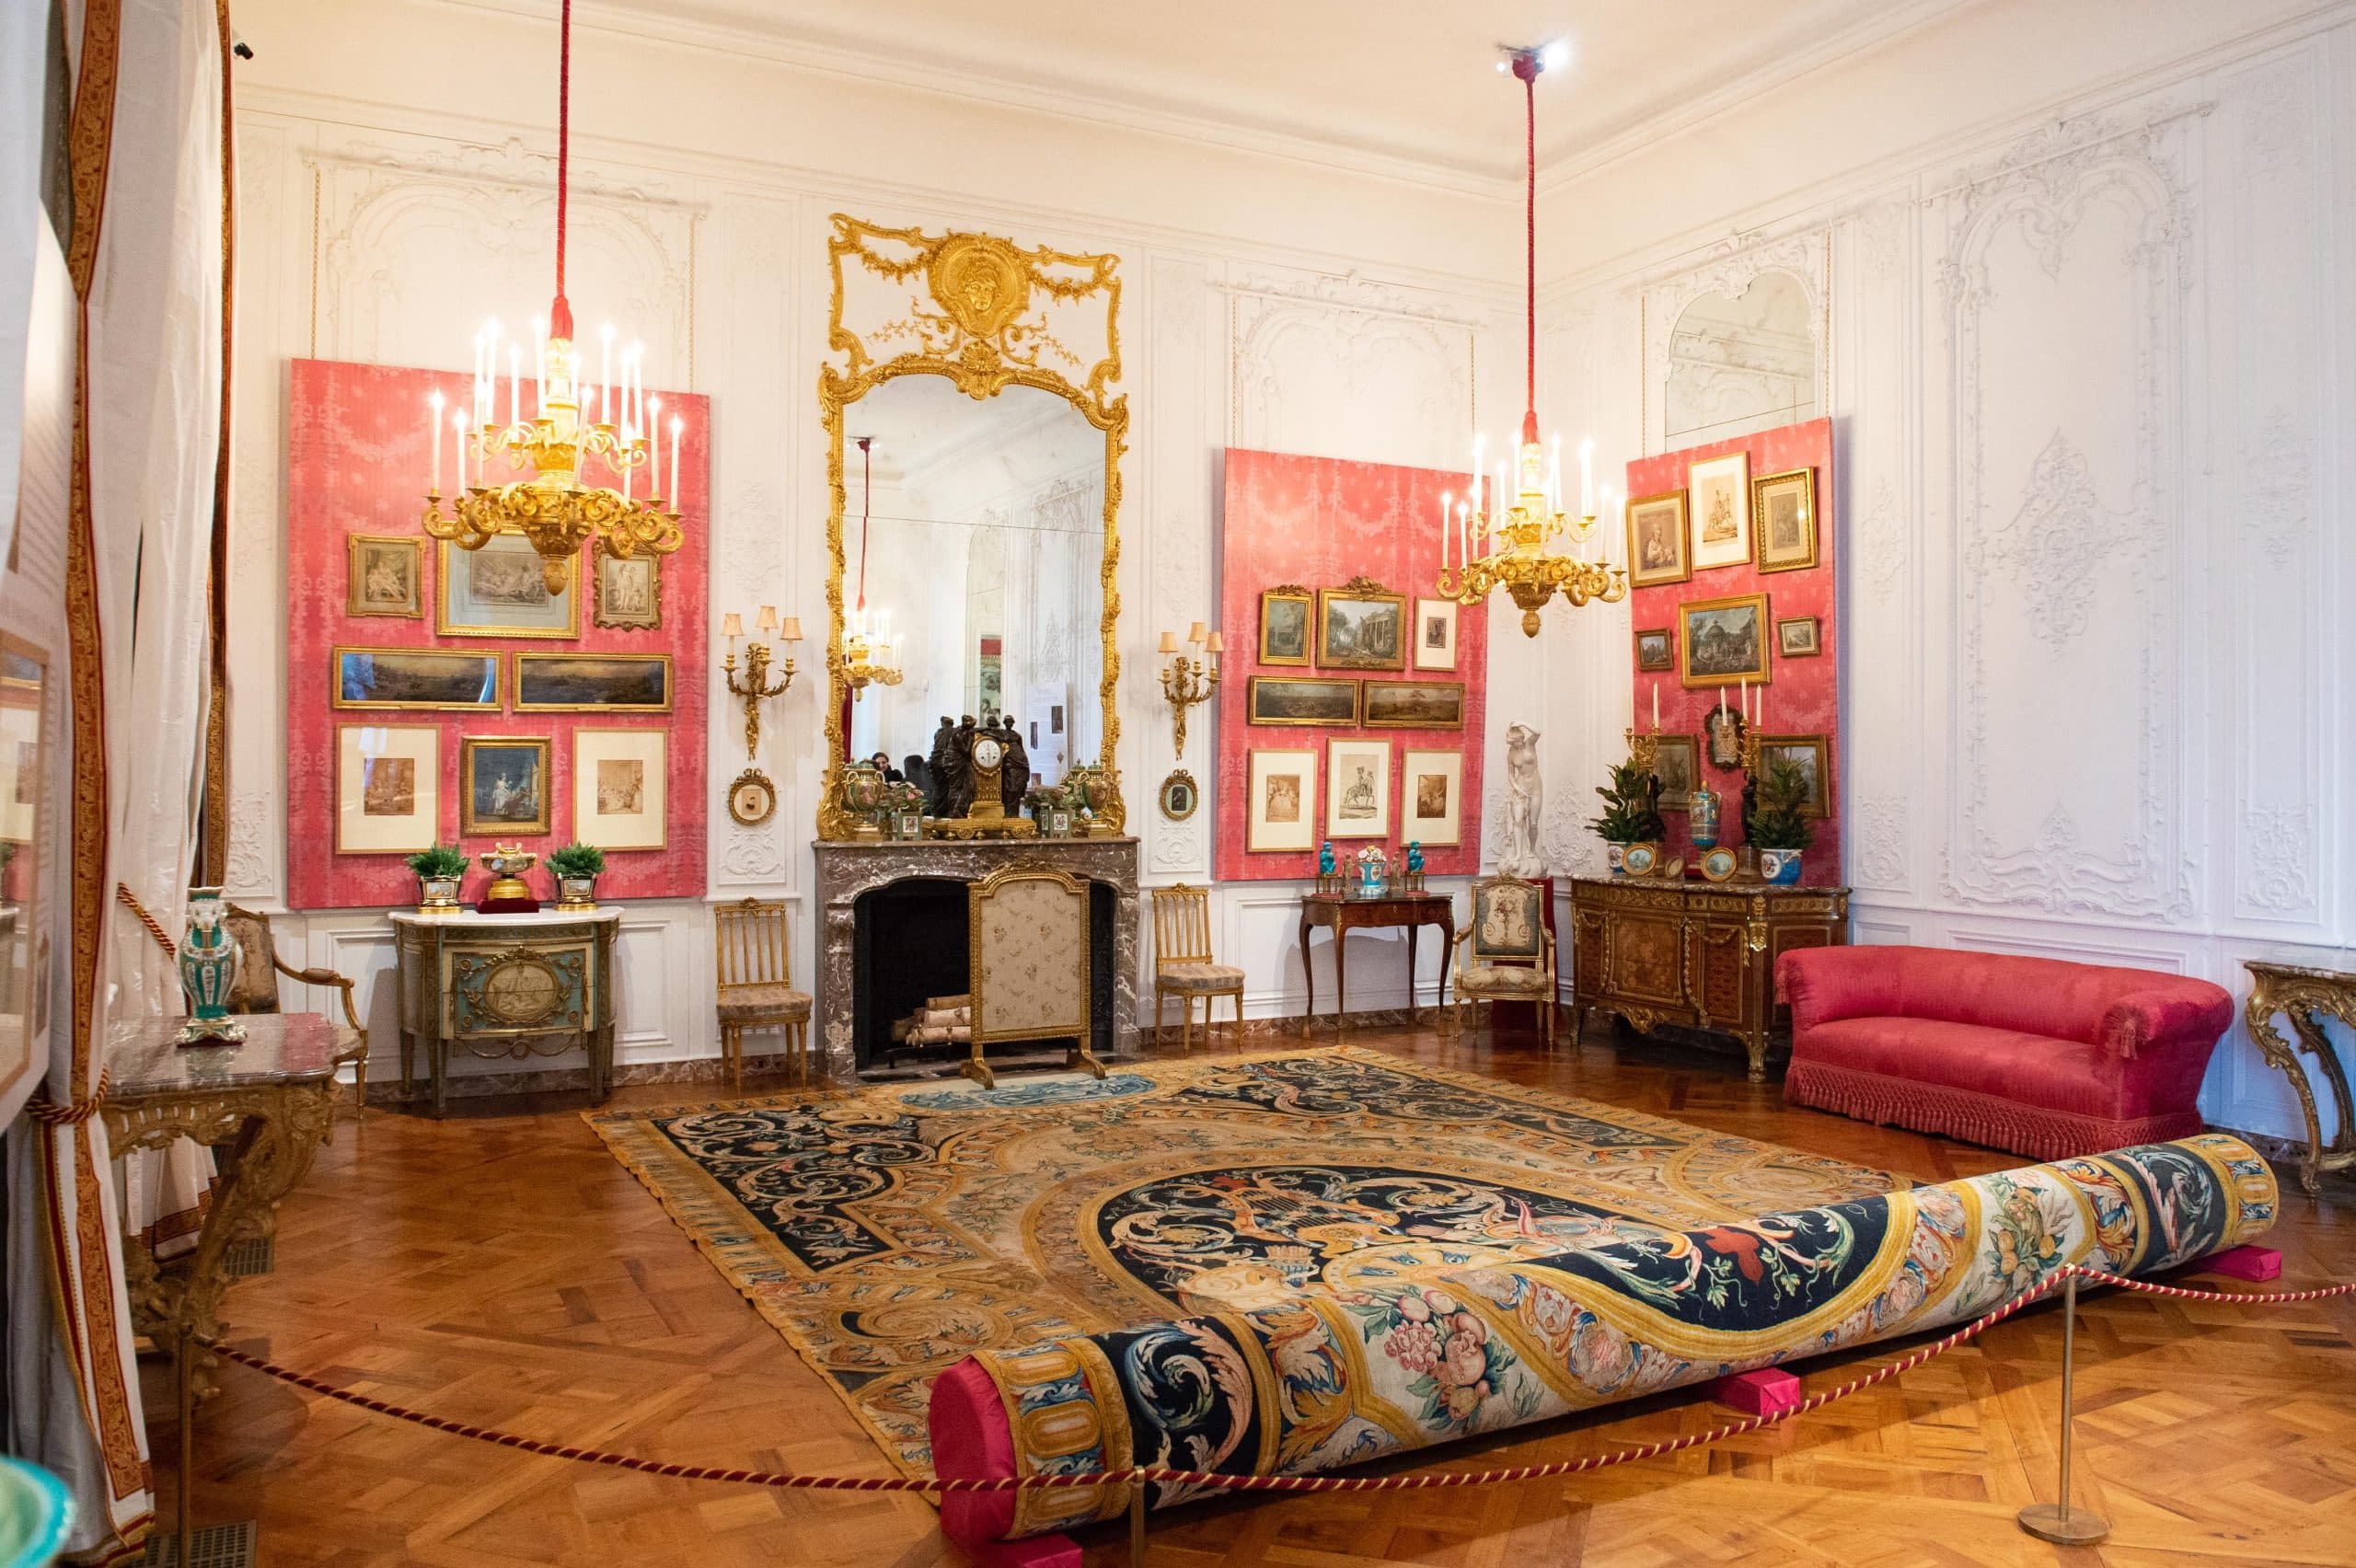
[[190, 1261, 2354, 1502]]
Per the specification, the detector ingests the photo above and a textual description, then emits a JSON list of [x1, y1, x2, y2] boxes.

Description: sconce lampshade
[[720, 612, 744, 639]]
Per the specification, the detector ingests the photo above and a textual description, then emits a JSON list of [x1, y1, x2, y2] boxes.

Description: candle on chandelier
[[508, 344, 521, 428], [428, 390, 443, 491], [670, 416, 682, 506], [1547, 434, 1562, 515], [1458, 500, 1470, 568], [646, 396, 663, 496], [453, 410, 469, 490]]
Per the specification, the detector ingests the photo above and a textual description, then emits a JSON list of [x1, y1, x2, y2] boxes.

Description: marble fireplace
[[812, 836, 1140, 1079]]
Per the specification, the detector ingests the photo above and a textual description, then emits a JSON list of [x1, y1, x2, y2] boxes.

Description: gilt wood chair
[[1150, 883, 1243, 1053], [966, 867, 1104, 1090], [1451, 875, 1558, 1047], [222, 901, 369, 1123], [712, 896, 814, 1090]]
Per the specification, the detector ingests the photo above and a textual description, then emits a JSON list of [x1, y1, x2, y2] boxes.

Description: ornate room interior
[[1, 1, 2351, 1564]]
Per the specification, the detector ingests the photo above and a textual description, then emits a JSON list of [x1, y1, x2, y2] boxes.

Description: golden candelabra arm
[[842, 632, 904, 702], [1159, 655, 1220, 760], [1624, 727, 1660, 773], [722, 641, 797, 760]]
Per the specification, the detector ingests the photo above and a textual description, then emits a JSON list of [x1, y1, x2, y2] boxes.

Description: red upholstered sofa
[[1776, 945, 2232, 1160]]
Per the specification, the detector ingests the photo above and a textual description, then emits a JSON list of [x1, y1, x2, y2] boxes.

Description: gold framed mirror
[[816, 214, 1127, 840]]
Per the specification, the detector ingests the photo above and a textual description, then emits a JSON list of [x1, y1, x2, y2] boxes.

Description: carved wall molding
[[1639, 227, 1828, 455]]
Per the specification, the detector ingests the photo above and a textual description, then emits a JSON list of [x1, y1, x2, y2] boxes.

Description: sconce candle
[[1159, 620, 1222, 760]]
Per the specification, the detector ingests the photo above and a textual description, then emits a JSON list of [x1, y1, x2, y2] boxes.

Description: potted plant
[[548, 842, 606, 909], [1745, 753, 1814, 884], [407, 844, 468, 912], [1588, 757, 1666, 875]]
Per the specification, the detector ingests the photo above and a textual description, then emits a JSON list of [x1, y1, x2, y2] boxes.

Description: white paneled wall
[[223, 9, 1519, 1086], [1538, 4, 2356, 1143]]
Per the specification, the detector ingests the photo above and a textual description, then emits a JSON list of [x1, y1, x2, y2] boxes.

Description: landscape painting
[[1316, 584, 1406, 671], [1360, 680, 1466, 730], [514, 653, 675, 711], [1247, 674, 1358, 727], [333, 647, 500, 709], [1678, 594, 1770, 687]]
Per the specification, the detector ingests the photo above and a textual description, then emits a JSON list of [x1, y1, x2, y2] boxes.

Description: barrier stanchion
[[2015, 1273, 2107, 1545], [1129, 1483, 1146, 1564]]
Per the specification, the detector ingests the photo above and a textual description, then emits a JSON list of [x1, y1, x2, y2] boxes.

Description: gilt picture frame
[[572, 727, 667, 850], [1399, 747, 1463, 847], [1677, 592, 1771, 688], [458, 734, 552, 836], [1688, 451, 1751, 571], [1246, 674, 1358, 727], [1634, 627, 1674, 672], [1649, 733, 1699, 811], [1752, 467, 1819, 574], [512, 652, 675, 712], [1759, 732, 1832, 817], [1360, 679, 1466, 730], [1316, 582, 1407, 672], [1257, 585, 1313, 666], [1777, 615, 1821, 658], [1324, 737, 1391, 840], [336, 723, 440, 855], [1413, 598, 1458, 672], [436, 535, 582, 639], [592, 547, 662, 630], [1624, 490, 1692, 588], [332, 647, 501, 710], [1245, 748, 1317, 853], [347, 535, 423, 617]]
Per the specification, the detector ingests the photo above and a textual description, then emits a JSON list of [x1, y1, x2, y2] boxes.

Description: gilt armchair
[[1150, 883, 1244, 1053], [221, 901, 369, 1121], [1450, 875, 1557, 1047]]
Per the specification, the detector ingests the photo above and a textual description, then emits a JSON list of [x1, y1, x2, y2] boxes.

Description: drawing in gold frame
[[458, 734, 552, 836], [335, 722, 440, 855], [347, 535, 423, 617], [1245, 674, 1357, 727], [1677, 592, 1772, 689], [1256, 585, 1312, 666], [592, 546, 662, 630], [1752, 467, 1819, 574], [511, 652, 675, 712], [816, 214, 1126, 840], [1623, 490, 1692, 588], [330, 646, 501, 710], [572, 727, 666, 850], [435, 535, 582, 639], [1245, 748, 1317, 853], [1315, 578, 1407, 672]]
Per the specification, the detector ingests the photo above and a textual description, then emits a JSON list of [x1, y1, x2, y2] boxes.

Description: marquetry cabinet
[[1567, 877, 1850, 1082]]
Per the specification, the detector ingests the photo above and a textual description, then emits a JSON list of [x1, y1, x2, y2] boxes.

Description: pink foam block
[[1713, 1367, 1802, 1416], [965, 1535, 1081, 1568], [2201, 1245, 2282, 1282]]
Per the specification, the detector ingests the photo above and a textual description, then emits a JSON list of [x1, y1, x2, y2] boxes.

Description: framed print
[[1649, 734, 1699, 810], [1257, 585, 1313, 666], [1753, 467, 1819, 573], [513, 652, 674, 712], [1324, 738, 1391, 840], [1777, 615, 1821, 658], [336, 723, 440, 855], [1624, 490, 1692, 587], [1315, 581, 1407, 671], [459, 735, 551, 836], [1246, 674, 1358, 727], [1688, 451, 1751, 570], [1158, 768, 1200, 822], [0, 638, 50, 1120], [726, 766, 778, 827], [1360, 679, 1466, 730], [1704, 702, 1748, 770], [1413, 598, 1459, 672], [1760, 734, 1831, 817], [1245, 748, 1317, 853], [1634, 627, 1674, 672], [592, 547, 662, 630], [347, 535, 422, 617], [332, 646, 500, 710], [1399, 747, 1463, 847], [436, 534, 581, 639], [572, 727, 667, 850], [1677, 592, 1771, 688]]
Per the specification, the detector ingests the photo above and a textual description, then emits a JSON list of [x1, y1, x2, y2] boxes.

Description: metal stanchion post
[[1129, 1482, 1147, 1565], [2017, 1273, 2109, 1544]]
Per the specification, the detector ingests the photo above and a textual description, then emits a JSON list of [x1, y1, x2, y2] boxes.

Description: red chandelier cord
[[1522, 63, 1536, 436], [856, 436, 872, 615], [549, 0, 573, 338]]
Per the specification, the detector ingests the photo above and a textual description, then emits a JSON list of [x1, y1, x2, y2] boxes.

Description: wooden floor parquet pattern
[[152, 1025, 2356, 1566]]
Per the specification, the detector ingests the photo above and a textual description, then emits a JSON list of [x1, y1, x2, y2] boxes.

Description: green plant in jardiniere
[[1588, 756, 1667, 844], [548, 842, 606, 877], [1744, 754, 1815, 851], [406, 843, 468, 878]]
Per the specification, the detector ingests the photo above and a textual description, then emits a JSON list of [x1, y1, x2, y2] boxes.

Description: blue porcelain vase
[[1688, 784, 1721, 849], [1758, 847, 1804, 885]]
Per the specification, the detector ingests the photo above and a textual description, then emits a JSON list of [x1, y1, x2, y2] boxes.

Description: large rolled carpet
[[586, 1046, 1900, 1474], [931, 1132, 2279, 1543]]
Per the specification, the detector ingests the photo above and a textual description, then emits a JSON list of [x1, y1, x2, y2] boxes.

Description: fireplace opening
[[851, 876, 1119, 1074]]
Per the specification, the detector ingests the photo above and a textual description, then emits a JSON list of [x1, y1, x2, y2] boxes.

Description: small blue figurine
[[1405, 841, 1425, 875], [1319, 840, 1336, 877]]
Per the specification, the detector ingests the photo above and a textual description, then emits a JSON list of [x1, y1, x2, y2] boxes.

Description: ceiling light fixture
[[1435, 43, 1624, 637]]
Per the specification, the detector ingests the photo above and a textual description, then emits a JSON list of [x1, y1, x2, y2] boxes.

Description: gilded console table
[[1299, 891, 1455, 1036], [390, 908, 622, 1116], [1567, 876, 1849, 1081], [2243, 961, 2356, 1195], [102, 1012, 361, 1392]]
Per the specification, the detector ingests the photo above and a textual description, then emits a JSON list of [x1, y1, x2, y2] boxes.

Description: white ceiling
[[575, 0, 1966, 188]]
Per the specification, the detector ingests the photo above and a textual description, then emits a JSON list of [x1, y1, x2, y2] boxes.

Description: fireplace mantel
[[812, 836, 1140, 1078]]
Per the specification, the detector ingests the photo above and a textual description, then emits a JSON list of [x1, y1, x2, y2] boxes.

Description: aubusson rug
[[586, 1045, 1900, 1477]]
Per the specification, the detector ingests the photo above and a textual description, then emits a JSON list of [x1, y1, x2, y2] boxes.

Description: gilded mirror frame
[[816, 214, 1127, 840]]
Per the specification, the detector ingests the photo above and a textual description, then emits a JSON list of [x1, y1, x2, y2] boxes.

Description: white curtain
[[90, 0, 226, 1261]]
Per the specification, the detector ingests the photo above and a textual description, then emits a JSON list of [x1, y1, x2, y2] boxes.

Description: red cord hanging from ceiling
[[549, 0, 573, 339], [1519, 54, 1539, 446], [856, 436, 872, 615]]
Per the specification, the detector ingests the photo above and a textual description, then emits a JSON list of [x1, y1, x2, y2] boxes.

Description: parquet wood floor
[[149, 1023, 2356, 1566]]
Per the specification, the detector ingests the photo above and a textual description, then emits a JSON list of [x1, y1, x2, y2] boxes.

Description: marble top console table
[[388, 907, 623, 1115], [814, 836, 1139, 1079]]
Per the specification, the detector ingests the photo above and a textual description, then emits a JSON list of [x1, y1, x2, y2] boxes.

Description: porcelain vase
[[176, 887, 245, 1043], [1759, 847, 1804, 885]]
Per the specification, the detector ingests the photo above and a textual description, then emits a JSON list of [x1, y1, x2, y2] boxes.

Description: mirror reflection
[[1663, 268, 1819, 444], [843, 376, 1105, 806]]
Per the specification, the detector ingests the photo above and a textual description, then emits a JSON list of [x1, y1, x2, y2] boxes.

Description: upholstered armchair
[[713, 897, 814, 1090], [221, 901, 369, 1121], [1149, 883, 1244, 1052], [966, 868, 1105, 1090], [1450, 875, 1557, 1046]]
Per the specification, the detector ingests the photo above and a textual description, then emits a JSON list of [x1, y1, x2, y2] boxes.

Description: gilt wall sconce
[[722, 605, 801, 759], [1159, 621, 1222, 758]]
